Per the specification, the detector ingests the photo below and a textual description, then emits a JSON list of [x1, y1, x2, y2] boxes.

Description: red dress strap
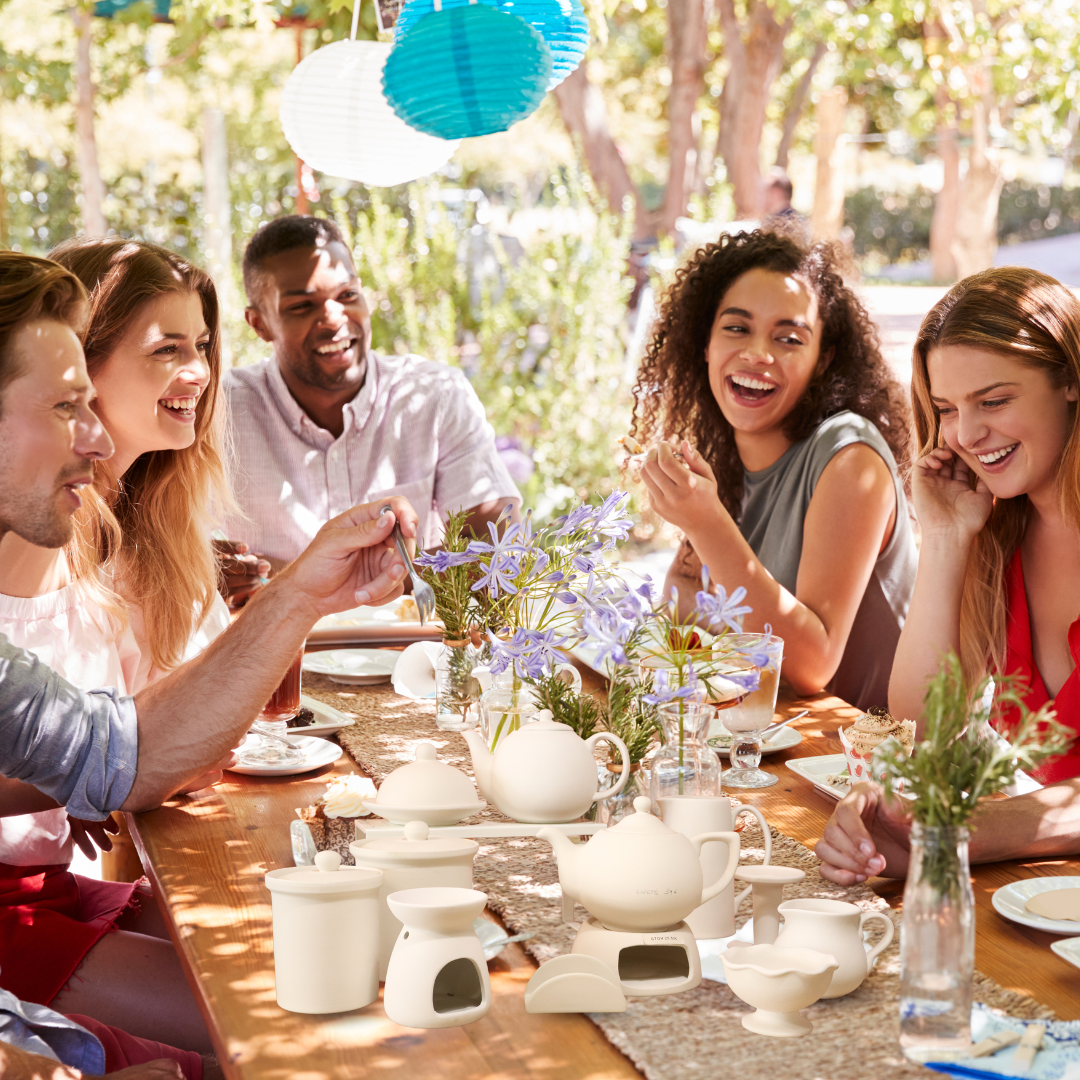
[[999, 547, 1080, 783]]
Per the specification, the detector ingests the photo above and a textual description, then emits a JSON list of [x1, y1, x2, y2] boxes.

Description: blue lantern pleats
[[395, 0, 589, 89], [383, 5, 553, 141]]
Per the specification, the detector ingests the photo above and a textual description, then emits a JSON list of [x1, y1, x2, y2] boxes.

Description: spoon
[[761, 710, 808, 742]]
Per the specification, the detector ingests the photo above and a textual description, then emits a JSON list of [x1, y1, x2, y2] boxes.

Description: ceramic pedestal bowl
[[721, 943, 838, 1037]]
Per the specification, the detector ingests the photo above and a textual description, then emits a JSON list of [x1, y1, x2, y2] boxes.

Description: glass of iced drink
[[238, 643, 306, 767], [718, 633, 784, 790]]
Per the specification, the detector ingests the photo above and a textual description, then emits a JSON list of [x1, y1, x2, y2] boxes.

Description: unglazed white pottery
[[350, 820, 479, 980], [733, 864, 807, 944], [383, 887, 491, 1029], [658, 795, 773, 939], [524, 954, 627, 1013], [538, 796, 740, 933], [361, 742, 485, 825], [721, 944, 838, 1038], [462, 710, 629, 823], [264, 851, 382, 1013], [570, 917, 701, 997], [775, 898, 895, 997]]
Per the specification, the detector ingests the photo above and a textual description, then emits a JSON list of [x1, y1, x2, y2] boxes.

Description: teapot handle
[[587, 732, 631, 801], [860, 911, 895, 965], [692, 831, 741, 905], [732, 805, 772, 908], [553, 663, 582, 693]]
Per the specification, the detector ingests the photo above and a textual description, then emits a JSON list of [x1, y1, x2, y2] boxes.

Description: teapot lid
[[374, 742, 479, 808], [353, 819, 478, 860], [513, 711, 572, 735], [606, 796, 671, 834]]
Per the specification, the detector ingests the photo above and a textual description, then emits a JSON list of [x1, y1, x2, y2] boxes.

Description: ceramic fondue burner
[[538, 796, 740, 997], [462, 710, 629, 823]]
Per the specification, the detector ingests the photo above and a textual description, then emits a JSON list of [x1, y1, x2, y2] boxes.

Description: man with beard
[[221, 216, 520, 569]]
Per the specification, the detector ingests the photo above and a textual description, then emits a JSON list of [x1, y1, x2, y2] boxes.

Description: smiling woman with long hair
[[632, 230, 916, 711]]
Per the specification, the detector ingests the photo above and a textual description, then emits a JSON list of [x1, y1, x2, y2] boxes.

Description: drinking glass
[[238, 644, 306, 767], [719, 633, 784, 789]]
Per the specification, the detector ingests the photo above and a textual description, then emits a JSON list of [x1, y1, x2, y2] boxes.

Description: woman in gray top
[[633, 231, 916, 711]]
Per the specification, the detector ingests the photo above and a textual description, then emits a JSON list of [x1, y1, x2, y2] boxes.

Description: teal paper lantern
[[395, 0, 589, 89], [382, 4, 552, 141]]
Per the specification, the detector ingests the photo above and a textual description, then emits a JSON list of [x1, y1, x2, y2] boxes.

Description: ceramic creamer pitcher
[[774, 897, 895, 998]]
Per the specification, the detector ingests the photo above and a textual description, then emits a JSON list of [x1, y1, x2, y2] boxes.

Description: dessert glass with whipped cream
[[296, 774, 376, 865], [839, 708, 916, 787], [239, 643, 307, 767], [720, 633, 785, 790]]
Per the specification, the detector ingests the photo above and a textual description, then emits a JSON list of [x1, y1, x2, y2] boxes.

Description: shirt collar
[[265, 352, 381, 444]]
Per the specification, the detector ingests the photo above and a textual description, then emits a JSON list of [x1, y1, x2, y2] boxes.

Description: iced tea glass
[[238, 643, 306, 767], [719, 633, 784, 790]]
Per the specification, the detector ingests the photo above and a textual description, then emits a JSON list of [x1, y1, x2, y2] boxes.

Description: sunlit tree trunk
[[72, 3, 106, 237], [930, 95, 960, 284], [952, 75, 1003, 278], [775, 41, 826, 169], [810, 86, 847, 239]]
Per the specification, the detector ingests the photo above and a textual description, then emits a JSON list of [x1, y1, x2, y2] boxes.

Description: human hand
[[214, 538, 272, 611], [175, 747, 237, 794], [275, 498, 417, 620], [912, 447, 993, 545], [67, 814, 121, 861], [815, 781, 913, 884], [640, 440, 723, 536]]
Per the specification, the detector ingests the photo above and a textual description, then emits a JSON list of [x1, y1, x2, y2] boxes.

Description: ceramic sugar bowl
[[350, 820, 479, 980], [361, 742, 485, 826], [462, 710, 629, 824]]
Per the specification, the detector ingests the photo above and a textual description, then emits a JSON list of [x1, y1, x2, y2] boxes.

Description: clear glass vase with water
[[649, 702, 721, 802]]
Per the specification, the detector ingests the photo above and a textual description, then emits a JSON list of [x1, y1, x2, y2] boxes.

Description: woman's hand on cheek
[[912, 447, 993, 544], [641, 440, 724, 535]]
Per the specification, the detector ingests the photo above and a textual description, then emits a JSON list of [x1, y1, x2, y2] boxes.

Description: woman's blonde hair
[[911, 266, 1080, 685], [48, 238, 233, 672]]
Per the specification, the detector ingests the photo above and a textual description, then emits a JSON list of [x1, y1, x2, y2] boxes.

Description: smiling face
[[928, 344, 1077, 503], [246, 241, 372, 396], [706, 267, 825, 445], [0, 319, 113, 546], [89, 290, 211, 476]]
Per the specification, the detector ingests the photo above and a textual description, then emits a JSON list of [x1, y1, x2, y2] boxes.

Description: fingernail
[[855, 874, 866, 882], [389, 563, 405, 579], [355, 589, 371, 603], [859, 841, 873, 856]]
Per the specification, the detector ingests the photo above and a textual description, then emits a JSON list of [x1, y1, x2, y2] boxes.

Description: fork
[[378, 503, 436, 624]]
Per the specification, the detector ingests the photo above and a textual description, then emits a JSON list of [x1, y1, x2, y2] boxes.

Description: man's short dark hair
[[765, 168, 793, 201], [242, 215, 348, 307]]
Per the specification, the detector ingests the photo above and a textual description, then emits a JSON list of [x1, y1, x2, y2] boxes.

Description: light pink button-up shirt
[[221, 352, 520, 562]]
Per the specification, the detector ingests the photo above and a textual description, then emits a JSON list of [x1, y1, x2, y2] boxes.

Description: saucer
[[360, 799, 486, 826], [992, 877, 1080, 936], [227, 734, 343, 777], [302, 648, 400, 684]]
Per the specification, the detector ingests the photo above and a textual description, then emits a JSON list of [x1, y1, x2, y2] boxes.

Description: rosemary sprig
[[422, 509, 476, 639], [602, 669, 661, 766], [532, 670, 604, 740]]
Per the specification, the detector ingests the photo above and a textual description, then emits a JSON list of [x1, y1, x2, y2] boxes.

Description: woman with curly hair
[[632, 230, 916, 710]]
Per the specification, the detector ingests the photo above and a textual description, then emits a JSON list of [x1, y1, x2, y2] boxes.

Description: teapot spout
[[460, 727, 494, 802], [537, 827, 581, 924]]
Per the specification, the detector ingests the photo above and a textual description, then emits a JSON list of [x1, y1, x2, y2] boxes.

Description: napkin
[[391, 641, 443, 699], [924, 1006, 1080, 1080]]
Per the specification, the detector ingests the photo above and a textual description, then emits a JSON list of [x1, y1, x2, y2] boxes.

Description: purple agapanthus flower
[[581, 607, 635, 667], [488, 627, 571, 679], [470, 555, 521, 599], [591, 491, 633, 543], [415, 549, 474, 572], [695, 584, 752, 634], [553, 503, 596, 538], [642, 668, 704, 705], [615, 580, 655, 622]]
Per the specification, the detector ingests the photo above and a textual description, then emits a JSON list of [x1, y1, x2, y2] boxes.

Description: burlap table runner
[[307, 677, 1054, 1080]]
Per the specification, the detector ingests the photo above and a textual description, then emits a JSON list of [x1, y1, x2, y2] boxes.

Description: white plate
[[708, 721, 803, 757], [361, 799, 487, 826], [302, 648, 400, 684], [1051, 937, 1080, 969], [992, 877, 1080, 936], [283, 695, 355, 738], [784, 754, 854, 800], [227, 734, 344, 777], [313, 599, 420, 630]]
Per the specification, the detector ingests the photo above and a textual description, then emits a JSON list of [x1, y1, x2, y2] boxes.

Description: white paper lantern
[[280, 39, 459, 188]]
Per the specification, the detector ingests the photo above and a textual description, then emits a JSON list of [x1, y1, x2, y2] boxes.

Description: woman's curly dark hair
[[631, 230, 911, 517]]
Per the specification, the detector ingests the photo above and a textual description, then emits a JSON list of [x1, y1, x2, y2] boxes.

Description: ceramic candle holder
[[733, 865, 806, 944], [721, 944, 838, 1038]]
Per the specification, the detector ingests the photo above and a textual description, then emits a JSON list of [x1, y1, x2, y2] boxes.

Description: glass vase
[[478, 671, 539, 750], [434, 639, 481, 732], [899, 823, 975, 1063], [649, 702, 721, 803], [597, 763, 649, 825]]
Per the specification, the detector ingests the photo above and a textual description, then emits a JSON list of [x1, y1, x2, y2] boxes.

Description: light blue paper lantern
[[395, 0, 589, 89], [383, 4, 553, 141]]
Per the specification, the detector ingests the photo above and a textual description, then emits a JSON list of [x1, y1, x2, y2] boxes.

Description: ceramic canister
[[350, 820, 478, 979], [265, 853, 383, 1014]]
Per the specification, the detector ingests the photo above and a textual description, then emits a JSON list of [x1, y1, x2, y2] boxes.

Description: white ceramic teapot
[[461, 710, 630, 824], [537, 796, 741, 932]]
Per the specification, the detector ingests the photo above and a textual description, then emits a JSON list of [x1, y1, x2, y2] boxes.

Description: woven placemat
[[308, 675, 1054, 1080]]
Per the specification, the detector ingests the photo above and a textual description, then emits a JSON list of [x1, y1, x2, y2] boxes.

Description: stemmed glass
[[238, 643, 307, 767], [719, 633, 784, 789]]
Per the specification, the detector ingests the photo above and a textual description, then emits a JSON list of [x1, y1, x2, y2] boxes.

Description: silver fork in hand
[[378, 503, 436, 624]]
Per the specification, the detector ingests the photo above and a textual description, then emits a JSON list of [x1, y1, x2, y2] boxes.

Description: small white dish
[[709, 721, 803, 757], [302, 648, 400, 684], [313, 600, 407, 629], [361, 800, 486, 826], [1051, 937, 1080, 969], [284, 694, 355, 738], [992, 877, 1080, 936], [784, 754, 852, 800], [227, 734, 344, 777]]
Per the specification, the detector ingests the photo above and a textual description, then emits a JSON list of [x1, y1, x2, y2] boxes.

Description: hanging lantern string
[[350, 0, 361, 40]]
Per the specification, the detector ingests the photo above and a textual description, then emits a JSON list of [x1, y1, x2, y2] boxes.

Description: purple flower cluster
[[641, 668, 704, 706], [695, 581, 752, 634], [488, 627, 571, 679]]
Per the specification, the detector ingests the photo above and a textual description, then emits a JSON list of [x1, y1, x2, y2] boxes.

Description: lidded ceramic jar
[[351, 820, 479, 979], [361, 741, 485, 826], [264, 850, 382, 1013]]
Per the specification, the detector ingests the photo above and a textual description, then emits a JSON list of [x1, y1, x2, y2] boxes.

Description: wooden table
[[128, 686, 1080, 1080]]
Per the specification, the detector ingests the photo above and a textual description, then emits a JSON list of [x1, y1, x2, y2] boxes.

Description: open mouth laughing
[[313, 336, 359, 364], [160, 394, 200, 422], [727, 372, 779, 405], [62, 475, 94, 509], [974, 443, 1018, 472]]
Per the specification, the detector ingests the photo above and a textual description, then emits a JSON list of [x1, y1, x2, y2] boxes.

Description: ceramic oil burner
[[658, 796, 773, 939], [361, 742, 485, 826], [524, 954, 627, 1014], [350, 820, 478, 980], [462, 710, 629, 824], [538, 796, 740, 932], [721, 944, 839, 1038], [264, 850, 382, 1014], [383, 886, 491, 1029], [732, 865, 806, 944], [775, 898, 895, 998]]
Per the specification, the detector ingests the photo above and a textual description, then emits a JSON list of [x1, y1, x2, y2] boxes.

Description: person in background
[[761, 167, 797, 220], [219, 215, 521, 573], [631, 230, 916, 712]]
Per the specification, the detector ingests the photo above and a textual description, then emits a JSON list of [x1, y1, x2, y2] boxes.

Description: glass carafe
[[477, 671, 539, 750], [649, 702, 721, 802], [434, 639, 482, 731]]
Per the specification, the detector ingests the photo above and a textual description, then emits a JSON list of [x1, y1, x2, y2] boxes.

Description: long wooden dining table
[[128, 680, 1080, 1080]]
